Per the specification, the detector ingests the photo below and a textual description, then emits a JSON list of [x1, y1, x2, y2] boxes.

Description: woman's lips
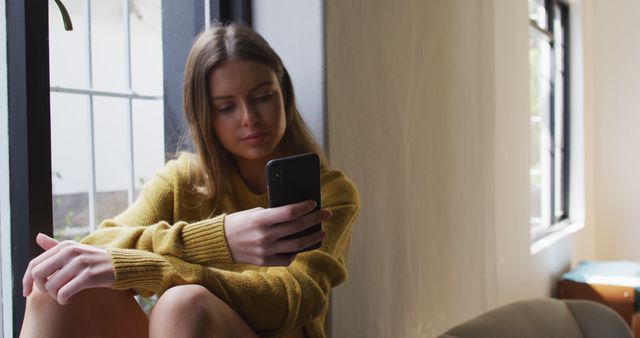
[[242, 131, 269, 145]]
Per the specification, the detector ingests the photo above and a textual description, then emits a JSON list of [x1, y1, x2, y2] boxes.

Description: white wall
[[583, 0, 640, 261], [571, 0, 595, 263], [326, 0, 581, 336]]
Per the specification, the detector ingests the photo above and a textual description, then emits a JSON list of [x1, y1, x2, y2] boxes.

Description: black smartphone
[[266, 153, 322, 253]]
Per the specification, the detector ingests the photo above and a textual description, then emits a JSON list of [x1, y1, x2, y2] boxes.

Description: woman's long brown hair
[[182, 22, 327, 202]]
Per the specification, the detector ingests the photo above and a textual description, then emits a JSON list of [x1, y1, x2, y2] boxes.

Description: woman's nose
[[239, 101, 258, 126]]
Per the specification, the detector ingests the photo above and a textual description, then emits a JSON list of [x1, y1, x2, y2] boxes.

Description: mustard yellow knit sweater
[[80, 154, 359, 338]]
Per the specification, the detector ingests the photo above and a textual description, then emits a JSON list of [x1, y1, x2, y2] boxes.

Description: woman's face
[[209, 59, 287, 164]]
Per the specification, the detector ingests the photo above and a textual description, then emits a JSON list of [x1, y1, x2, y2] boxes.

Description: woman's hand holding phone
[[224, 201, 331, 267]]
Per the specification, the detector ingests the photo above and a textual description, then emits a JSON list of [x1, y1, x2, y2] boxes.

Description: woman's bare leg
[[149, 284, 258, 338], [20, 287, 148, 338]]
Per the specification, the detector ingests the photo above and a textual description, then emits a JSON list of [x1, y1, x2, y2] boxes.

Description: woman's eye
[[253, 93, 273, 103], [216, 104, 234, 113]]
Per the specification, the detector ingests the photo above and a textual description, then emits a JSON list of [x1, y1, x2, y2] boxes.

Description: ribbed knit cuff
[[181, 214, 235, 265], [108, 248, 169, 292]]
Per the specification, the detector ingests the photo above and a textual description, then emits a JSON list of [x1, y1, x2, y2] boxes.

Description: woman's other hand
[[22, 233, 114, 305], [224, 200, 332, 266]]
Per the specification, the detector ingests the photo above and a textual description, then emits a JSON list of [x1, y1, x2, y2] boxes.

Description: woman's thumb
[[36, 233, 59, 250]]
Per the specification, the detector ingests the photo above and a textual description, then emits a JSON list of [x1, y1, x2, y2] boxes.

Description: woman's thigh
[[149, 284, 258, 338], [20, 287, 148, 338]]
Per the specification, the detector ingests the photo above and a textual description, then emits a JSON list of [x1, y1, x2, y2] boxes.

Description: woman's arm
[[81, 154, 328, 267], [23, 169, 358, 336], [109, 199, 359, 337], [22, 200, 330, 307], [81, 155, 343, 269], [78, 156, 235, 266], [83, 201, 329, 267]]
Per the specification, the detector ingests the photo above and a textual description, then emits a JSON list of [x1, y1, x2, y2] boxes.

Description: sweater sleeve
[[106, 171, 360, 338], [80, 156, 235, 266]]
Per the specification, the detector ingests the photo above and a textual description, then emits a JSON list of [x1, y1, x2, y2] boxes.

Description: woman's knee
[[150, 285, 218, 337], [25, 287, 145, 321], [150, 285, 258, 338], [154, 284, 216, 315], [22, 287, 148, 338]]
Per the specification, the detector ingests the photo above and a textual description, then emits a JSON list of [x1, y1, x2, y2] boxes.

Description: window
[[49, 0, 164, 240], [529, 0, 570, 237]]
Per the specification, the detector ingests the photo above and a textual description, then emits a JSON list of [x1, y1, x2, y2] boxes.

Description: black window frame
[[6, 0, 53, 334]]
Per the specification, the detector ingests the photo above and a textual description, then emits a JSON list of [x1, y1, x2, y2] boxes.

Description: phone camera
[[272, 167, 284, 183]]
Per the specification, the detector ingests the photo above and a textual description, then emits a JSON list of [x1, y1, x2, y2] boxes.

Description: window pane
[[50, 93, 92, 240], [49, 0, 89, 89], [132, 99, 165, 196], [93, 97, 131, 224], [554, 147, 564, 218], [529, 34, 552, 120], [530, 30, 552, 228], [530, 121, 542, 226], [554, 4, 564, 45], [528, 0, 548, 30], [531, 119, 542, 173], [91, 1, 127, 92], [130, 0, 163, 95]]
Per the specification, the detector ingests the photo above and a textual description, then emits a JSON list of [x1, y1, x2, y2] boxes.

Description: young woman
[[20, 23, 359, 338]]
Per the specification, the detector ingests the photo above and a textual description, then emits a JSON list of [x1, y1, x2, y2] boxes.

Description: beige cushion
[[565, 300, 633, 338], [440, 298, 632, 338]]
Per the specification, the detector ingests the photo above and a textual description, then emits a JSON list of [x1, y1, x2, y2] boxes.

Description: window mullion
[[84, 0, 98, 230], [123, 0, 135, 205], [549, 45, 557, 226], [559, 1, 571, 221]]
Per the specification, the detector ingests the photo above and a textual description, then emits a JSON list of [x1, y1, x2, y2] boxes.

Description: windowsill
[[530, 220, 584, 255]]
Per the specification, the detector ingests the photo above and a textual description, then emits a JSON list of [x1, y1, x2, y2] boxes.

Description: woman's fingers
[[31, 248, 69, 294], [269, 209, 332, 241], [31, 244, 91, 294], [22, 238, 71, 296], [23, 239, 114, 304], [261, 200, 317, 224], [271, 229, 326, 255], [55, 269, 92, 305], [44, 259, 76, 300], [261, 209, 331, 256], [53, 253, 114, 305], [225, 203, 331, 266]]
